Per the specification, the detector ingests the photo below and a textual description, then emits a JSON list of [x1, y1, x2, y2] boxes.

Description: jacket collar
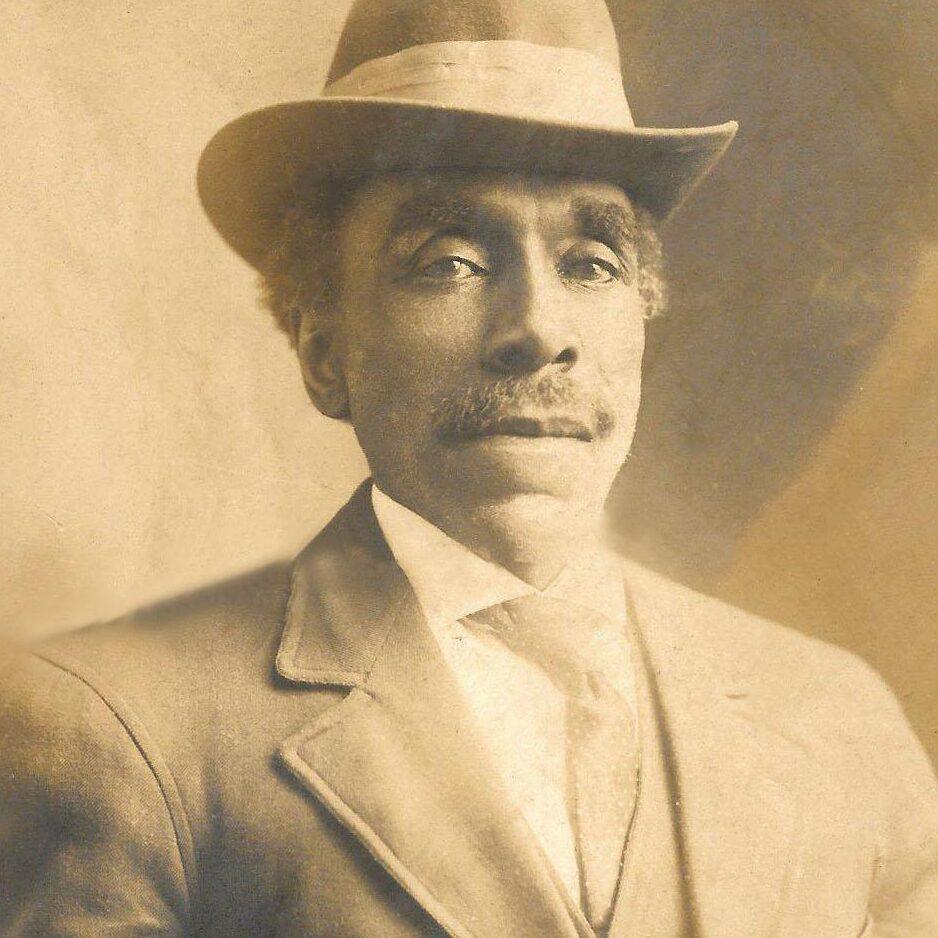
[[275, 481, 589, 938], [275, 481, 404, 687]]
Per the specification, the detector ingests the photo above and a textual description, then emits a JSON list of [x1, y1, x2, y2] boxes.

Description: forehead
[[341, 170, 637, 241]]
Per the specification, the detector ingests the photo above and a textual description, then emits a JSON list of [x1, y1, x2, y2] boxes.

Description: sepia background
[[2, 1, 935, 765]]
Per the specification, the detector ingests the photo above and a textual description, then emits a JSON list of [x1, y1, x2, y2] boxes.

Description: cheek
[[357, 283, 480, 365], [590, 297, 646, 390], [340, 291, 478, 423]]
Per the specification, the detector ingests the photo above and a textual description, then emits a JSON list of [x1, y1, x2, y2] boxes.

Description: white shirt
[[371, 484, 635, 901]]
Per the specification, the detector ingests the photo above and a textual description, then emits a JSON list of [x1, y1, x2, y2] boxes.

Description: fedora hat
[[198, 0, 738, 269]]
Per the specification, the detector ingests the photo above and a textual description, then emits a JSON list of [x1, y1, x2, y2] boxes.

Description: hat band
[[324, 39, 634, 129]]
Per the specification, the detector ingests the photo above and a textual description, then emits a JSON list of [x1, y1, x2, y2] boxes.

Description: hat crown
[[327, 0, 622, 83]]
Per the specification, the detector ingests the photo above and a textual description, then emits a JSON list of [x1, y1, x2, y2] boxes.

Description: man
[[1, 0, 936, 935]]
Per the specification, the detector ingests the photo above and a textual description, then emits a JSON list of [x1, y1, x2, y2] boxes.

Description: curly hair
[[259, 173, 666, 347]]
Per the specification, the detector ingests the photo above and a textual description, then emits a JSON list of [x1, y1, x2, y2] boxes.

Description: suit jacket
[[1, 483, 937, 937]]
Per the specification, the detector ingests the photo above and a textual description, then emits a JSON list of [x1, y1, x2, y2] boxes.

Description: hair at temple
[[259, 171, 667, 348]]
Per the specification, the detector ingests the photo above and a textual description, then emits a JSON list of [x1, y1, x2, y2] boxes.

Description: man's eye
[[417, 256, 488, 281], [561, 257, 623, 285]]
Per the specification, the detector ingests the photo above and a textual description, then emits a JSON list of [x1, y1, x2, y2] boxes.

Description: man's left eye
[[559, 253, 624, 286]]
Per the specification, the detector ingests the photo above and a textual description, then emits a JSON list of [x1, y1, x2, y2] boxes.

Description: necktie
[[464, 594, 639, 931]]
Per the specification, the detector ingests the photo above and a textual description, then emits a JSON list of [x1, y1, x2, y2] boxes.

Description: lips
[[462, 415, 595, 442]]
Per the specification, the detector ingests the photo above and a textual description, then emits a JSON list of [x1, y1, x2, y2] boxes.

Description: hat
[[198, 0, 738, 270]]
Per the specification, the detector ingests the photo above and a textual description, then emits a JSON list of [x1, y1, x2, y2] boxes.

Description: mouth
[[459, 415, 595, 443]]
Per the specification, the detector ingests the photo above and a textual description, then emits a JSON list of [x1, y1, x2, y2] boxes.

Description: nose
[[481, 254, 579, 375]]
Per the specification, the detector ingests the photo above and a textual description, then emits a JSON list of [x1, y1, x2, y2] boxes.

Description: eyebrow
[[571, 197, 640, 255], [385, 192, 492, 245]]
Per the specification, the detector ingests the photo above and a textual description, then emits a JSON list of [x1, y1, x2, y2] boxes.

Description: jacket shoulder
[[17, 560, 298, 805], [39, 560, 293, 699], [623, 559, 920, 751]]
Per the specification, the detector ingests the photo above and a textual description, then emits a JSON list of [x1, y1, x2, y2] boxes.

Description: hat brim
[[198, 97, 738, 269]]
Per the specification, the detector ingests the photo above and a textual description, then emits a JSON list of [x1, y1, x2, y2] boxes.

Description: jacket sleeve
[[0, 652, 191, 936], [860, 666, 938, 936]]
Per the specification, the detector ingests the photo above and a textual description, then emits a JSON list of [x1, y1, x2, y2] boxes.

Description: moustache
[[430, 374, 616, 443]]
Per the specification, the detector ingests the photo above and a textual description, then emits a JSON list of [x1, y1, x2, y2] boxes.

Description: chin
[[440, 435, 624, 503], [439, 448, 615, 533]]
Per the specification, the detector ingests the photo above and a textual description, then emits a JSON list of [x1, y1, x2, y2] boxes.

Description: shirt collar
[[371, 483, 626, 627]]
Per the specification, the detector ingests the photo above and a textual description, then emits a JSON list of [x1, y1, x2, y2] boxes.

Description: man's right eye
[[416, 256, 488, 282]]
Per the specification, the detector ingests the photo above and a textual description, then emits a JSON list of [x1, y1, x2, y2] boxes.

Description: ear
[[297, 314, 350, 420]]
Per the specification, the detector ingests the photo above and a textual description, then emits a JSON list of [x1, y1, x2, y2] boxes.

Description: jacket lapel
[[275, 483, 587, 938], [622, 561, 809, 938]]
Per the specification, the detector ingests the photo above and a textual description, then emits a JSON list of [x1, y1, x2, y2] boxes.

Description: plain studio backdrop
[[2, 1, 935, 764]]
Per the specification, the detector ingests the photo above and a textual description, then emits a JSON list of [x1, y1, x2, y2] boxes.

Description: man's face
[[304, 170, 648, 541]]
